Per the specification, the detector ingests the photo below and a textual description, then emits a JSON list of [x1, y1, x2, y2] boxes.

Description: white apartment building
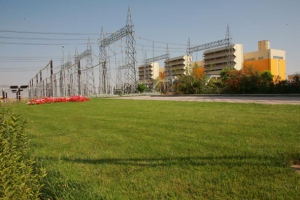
[[164, 55, 192, 79], [203, 44, 243, 75], [138, 62, 159, 84]]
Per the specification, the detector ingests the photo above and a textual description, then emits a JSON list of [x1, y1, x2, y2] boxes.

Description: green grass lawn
[[8, 99, 300, 199]]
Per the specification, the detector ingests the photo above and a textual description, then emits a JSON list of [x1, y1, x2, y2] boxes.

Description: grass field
[[8, 98, 300, 199]]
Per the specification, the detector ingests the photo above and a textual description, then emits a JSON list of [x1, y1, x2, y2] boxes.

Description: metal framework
[[164, 44, 172, 90], [99, 6, 136, 94], [115, 61, 123, 91], [60, 40, 94, 97], [59, 61, 64, 97], [65, 54, 72, 96], [75, 49, 92, 61], [187, 37, 191, 55], [186, 25, 233, 74], [99, 27, 108, 94], [73, 49, 80, 96], [27, 8, 233, 99], [82, 39, 94, 96], [28, 38, 95, 99], [143, 51, 148, 83], [225, 25, 233, 67], [118, 63, 130, 70], [188, 38, 230, 54], [144, 53, 169, 64], [28, 60, 53, 99]]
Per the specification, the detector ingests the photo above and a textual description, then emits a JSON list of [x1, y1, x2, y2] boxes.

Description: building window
[[273, 56, 283, 59], [245, 58, 255, 62], [258, 57, 264, 60]]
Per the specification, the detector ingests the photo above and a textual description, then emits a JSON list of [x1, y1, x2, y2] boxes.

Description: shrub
[[219, 67, 300, 94], [136, 83, 147, 93], [221, 66, 262, 94], [220, 67, 236, 83], [204, 78, 223, 94], [0, 107, 46, 199], [176, 75, 199, 94]]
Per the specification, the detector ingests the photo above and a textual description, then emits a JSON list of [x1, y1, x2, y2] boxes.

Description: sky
[[0, 0, 299, 96]]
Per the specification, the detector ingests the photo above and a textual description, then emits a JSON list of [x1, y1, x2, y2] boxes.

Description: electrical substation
[[27, 6, 233, 100]]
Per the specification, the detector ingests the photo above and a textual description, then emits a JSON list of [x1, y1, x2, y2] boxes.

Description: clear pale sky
[[0, 0, 299, 90]]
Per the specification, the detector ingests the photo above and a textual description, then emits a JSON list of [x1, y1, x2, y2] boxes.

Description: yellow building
[[244, 40, 286, 80]]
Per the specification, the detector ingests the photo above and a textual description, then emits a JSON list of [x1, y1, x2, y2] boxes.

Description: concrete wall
[[233, 44, 243, 70]]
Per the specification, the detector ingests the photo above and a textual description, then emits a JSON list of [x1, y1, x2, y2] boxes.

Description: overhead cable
[[0, 36, 98, 41], [0, 29, 99, 35]]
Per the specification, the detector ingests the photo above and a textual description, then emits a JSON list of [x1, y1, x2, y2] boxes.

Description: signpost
[[9, 85, 28, 100]]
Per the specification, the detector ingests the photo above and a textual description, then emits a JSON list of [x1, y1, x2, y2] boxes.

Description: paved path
[[117, 95, 300, 105]]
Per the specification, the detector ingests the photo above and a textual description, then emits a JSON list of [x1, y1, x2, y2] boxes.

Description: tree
[[259, 71, 274, 93], [220, 67, 236, 82], [220, 66, 262, 94]]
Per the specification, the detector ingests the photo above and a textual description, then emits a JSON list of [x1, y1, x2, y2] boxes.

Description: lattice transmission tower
[[60, 59, 64, 97], [124, 6, 137, 93], [225, 24, 233, 68], [100, 6, 137, 94], [84, 38, 95, 96], [165, 44, 172, 90], [186, 37, 193, 74], [187, 37, 191, 56], [116, 61, 123, 90], [143, 51, 147, 84], [66, 54, 72, 96], [99, 27, 108, 94], [74, 49, 80, 95]]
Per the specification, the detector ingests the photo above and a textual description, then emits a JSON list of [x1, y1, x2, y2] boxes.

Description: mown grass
[[8, 99, 300, 199]]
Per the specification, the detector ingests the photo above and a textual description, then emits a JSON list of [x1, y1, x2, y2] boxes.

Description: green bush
[[0, 107, 46, 200], [175, 75, 199, 94], [136, 83, 147, 93], [204, 78, 223, 94]]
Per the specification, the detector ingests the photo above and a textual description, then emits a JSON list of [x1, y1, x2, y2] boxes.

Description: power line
[[0, 67, 46, 72], [0, 70, 42, 72], [134, 35, 187, 46], [0, 41, 88, 46], [135, 43, 185, 50], [0, 36, 98, 41], [0, 29, 99, 35], [0, 60, 61, 62], [0, 56, 62, 60]]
